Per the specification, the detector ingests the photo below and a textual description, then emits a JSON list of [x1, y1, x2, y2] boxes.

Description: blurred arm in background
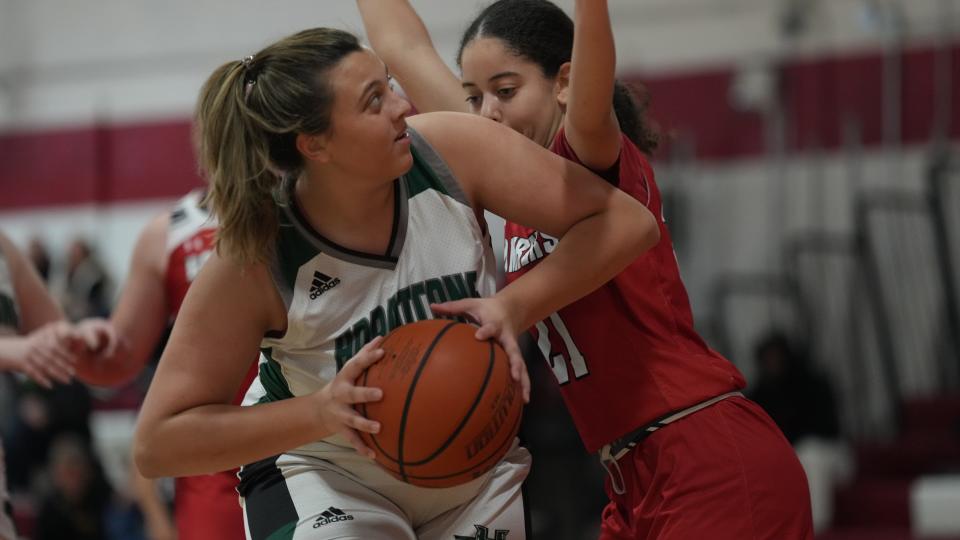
[[0, 231, 75, 389], [72, 214, 169, 388]]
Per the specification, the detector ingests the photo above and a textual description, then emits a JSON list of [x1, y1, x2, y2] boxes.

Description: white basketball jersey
[[245, 129, 496, 453]]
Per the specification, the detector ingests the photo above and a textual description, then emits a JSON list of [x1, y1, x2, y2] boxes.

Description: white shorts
[[238, 439, 530, 540], [0, 440, 17, 540]]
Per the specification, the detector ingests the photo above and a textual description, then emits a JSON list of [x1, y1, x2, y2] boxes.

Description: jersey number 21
[[534, 313, 589, 385]]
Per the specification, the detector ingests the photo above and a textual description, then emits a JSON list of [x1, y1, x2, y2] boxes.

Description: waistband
[[598, 391, 744, 495]]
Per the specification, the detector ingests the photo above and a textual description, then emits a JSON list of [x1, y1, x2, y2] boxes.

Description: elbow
[[133, 437, 158, 479], [370, 37, 416, 65], [644, 215, 661, 251], [633, 206, 661, 255], [133, 426, 165, 479]]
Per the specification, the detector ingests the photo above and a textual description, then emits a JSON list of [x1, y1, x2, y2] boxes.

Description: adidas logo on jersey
[[310, 271, 341, 299], [454, 524, 510, 540], [312, 507, 354, 528]]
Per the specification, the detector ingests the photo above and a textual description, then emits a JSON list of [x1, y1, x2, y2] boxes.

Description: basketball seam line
[[397, 320, 460, 482], [402, 338, 496, 466], [394, 401, 522, 481]]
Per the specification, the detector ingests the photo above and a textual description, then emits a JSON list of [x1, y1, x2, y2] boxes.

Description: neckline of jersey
[[281, 175, 408, 269]]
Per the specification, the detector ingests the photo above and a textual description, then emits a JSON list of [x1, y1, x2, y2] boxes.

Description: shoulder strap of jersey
[[406, 128, 470, 207]]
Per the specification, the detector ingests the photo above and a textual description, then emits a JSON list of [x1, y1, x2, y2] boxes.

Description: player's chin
[[390, 150, 414, 177]]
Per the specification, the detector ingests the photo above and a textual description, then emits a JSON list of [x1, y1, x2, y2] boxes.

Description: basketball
[[356, 319, 523, 488]]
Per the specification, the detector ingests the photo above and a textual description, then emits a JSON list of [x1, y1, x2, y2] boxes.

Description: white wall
[[672, 144, 938, 318], [1, 0, 957, 129]]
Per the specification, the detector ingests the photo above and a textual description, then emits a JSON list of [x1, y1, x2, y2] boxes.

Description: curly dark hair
[[457, 0, 658, 154]]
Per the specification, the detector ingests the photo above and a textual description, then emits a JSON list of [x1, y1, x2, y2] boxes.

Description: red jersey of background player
[[165, 190, 257, 539], [165, 191, 216, 318], [503, 129, 746, 453]]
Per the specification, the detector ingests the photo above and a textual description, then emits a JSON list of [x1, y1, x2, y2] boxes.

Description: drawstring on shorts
[[597, 391, 744, 496]]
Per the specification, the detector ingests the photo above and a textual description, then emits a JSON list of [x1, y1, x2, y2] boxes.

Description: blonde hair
[[196, 28, 362, 263]]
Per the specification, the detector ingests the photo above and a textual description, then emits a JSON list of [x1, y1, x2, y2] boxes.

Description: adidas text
[[310, 272, 341, 299], [313, 507, 354, 528]]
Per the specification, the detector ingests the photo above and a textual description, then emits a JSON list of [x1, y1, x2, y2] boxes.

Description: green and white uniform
[[238, 129, 529, 540]]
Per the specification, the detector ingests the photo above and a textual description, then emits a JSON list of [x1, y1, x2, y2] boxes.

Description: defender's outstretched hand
[[431, 298, 531, 403]]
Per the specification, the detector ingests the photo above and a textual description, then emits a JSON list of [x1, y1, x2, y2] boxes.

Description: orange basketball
[[356, 319, 523, 488]]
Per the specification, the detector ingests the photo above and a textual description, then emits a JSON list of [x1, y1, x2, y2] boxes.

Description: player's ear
[[555, 62, 571, 107], [297, 132, 332, 164]]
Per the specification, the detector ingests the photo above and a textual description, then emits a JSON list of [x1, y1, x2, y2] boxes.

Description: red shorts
[[175, 470, 245, 540], [599, 396, 813, 540]]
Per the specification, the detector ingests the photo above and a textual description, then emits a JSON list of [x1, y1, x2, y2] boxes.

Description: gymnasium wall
[[0, 0, 957, 337]]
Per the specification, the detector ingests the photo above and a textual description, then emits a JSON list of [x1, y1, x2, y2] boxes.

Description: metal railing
[[708, 157, 960, 439], [782, 232, 872, 437], [927, 151, 960, 382]]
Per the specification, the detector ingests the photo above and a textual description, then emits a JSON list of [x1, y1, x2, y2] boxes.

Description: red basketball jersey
[[164, 190, 255, 539], [503, 129, 745, 453], [165, 190, 216, 318]]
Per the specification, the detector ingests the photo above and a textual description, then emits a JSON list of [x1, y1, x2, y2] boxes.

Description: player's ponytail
[[195, 28, 362, 264], [613, 81, 659, 157]]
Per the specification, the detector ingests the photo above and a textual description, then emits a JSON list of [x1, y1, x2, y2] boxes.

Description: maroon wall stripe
[[1, 43, 958, 210], [642, 67, 767, 159], [0, 121, 201, 210], [640, 43, 960, 159]]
